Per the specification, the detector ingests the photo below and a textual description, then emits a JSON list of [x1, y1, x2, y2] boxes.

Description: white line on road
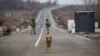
[[49, 10, 66, 33], [19, 27, 30, 34], [36, 10, 43, 23], [35, 26, 44, 47], [74, 35, 91, 40], [49, 10, 56, 29], [35, 10, 46, 47]]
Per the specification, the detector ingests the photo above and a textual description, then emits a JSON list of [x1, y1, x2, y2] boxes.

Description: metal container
[[75, 11, 95, 33]]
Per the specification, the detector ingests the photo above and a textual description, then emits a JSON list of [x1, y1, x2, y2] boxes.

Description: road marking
[[74, 35, 91, 40], [35, 10, 46, 47], [49, 11, 56, 29], [49, 10, 66, 33], [36, 10, 43, 23], [35, 26, 44, 47], [19, 27, 30, 34]]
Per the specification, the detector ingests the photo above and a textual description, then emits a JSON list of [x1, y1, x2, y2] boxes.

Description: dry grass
[[3, 10, 39, 31], [52, 9, 74, 29], [4, 10, 38, 27]]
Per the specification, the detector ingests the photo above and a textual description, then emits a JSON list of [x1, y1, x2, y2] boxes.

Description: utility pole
[[0, 11, 4, 36], [97, 0, 100, 28], [0, 11, 4, 26]]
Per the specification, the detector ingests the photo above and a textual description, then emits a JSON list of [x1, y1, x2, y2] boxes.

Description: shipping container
[[75, 11, 95, 33]]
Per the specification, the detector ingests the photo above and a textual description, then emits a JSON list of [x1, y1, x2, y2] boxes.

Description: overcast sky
[[37, 0, 84, 5], [22, 0, 84, 5]]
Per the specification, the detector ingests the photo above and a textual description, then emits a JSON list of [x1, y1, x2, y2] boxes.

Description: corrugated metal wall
[[75, 11, 95, 32]]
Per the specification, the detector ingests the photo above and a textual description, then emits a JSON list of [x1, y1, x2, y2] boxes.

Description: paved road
[[0, 8, 100, 56]]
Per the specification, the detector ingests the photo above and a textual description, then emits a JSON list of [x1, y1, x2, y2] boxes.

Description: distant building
[[75, 11, 95, 33]]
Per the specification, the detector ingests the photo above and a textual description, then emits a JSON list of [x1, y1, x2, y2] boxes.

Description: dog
[[45, 34, 52, 53]]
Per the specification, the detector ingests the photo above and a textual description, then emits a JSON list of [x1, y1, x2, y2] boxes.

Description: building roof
[[75, 11, 94, 13]]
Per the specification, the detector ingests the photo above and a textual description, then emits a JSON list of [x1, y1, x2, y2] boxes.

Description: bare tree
[[84, 0, 89, 10], [84, 0, 100, 28], [0, 11, 4, 26], [52, 0, 58, 5]]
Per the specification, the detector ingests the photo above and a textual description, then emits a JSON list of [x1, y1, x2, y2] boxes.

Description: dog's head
[[46, 34, 51, 38]]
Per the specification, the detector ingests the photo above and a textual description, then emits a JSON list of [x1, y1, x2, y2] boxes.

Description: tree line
[[84, 0, 100, 27], [0, 0, 57, 10]]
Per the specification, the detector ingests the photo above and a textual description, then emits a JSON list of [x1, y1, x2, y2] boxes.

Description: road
[[0, 8, 100, 56]]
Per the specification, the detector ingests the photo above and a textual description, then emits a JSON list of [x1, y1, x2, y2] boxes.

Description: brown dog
[[46, 34, 52, 53]]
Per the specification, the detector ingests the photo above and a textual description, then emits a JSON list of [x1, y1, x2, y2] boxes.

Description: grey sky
[[22, 0, 84, 5], [37, 0, 84, 5]]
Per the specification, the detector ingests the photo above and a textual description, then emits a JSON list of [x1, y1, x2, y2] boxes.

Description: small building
[[75, 11, 95, 33], [67, 20, 98, 33]]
